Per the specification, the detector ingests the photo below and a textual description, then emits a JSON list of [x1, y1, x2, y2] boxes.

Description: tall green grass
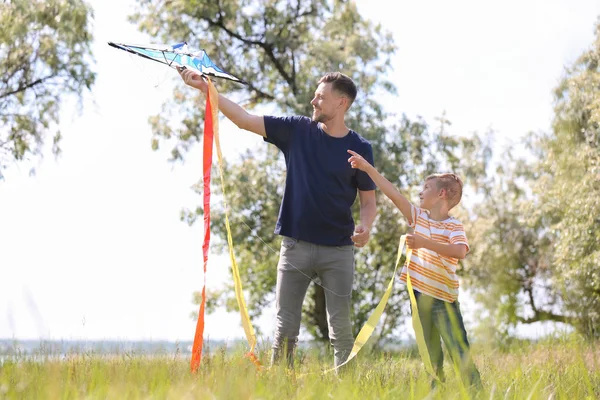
[[1, 338, 598, 399]]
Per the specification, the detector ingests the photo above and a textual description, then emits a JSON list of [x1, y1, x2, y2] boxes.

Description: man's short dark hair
[[318, 72, 357, 108]]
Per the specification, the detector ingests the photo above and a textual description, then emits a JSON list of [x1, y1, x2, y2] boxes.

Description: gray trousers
[[271, 236, 355, 368]]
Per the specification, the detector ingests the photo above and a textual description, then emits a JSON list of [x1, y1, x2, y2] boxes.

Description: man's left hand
[[351, 225, 370, 248]]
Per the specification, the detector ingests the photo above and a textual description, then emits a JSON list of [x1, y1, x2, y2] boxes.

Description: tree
[[0, 0, 96, 177], [463, 18, 600, 340], [534, 17, 600, 337], [131, 0, 484, 344], [460, 144, 565, 343]]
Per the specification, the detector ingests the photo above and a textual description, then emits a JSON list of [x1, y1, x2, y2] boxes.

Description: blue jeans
[[271, 237, 355, 368], [412, 290, 482, 389]]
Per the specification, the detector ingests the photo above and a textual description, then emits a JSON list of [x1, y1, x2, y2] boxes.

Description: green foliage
[[532, 17, 600, 337], [0, 0, 96, 176], [462, 18, 600, 339], [461, 145, 561, 340]]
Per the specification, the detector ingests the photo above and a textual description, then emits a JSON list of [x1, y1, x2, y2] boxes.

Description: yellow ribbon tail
[[325, 234, 408, 372], [208, 79, 260, 364], [325, 233, 436, 379], [405, 246, 436, 377]]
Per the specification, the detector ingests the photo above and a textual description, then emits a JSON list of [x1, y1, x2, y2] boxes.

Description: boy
[[347, 149, 482, 389]]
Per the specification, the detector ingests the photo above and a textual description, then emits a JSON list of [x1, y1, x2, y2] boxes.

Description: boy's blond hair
[[426, 173, 463, 209]]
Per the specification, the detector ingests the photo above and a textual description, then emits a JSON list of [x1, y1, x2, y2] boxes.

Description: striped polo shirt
[[399, 204, 469, 302]]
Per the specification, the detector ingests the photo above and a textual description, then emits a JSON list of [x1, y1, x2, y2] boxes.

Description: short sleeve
[[355, 144, 377, 191], [449, 221, 470, 253], [408, 204, 423, 229], [263, 115, 303, 153]]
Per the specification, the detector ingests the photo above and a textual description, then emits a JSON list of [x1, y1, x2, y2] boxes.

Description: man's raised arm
[[179, 68, 266, 137]]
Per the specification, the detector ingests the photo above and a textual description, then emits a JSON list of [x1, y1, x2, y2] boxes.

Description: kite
[[107, 41, 246, 84], [109, 41, 257, 373]]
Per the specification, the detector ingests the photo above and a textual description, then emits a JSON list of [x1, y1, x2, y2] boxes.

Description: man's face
[[310, 82, 346, 123], [419, 179, 443, 209]]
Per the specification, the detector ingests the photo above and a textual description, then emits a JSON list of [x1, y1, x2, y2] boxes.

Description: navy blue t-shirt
[[264, 115, 376, 246]]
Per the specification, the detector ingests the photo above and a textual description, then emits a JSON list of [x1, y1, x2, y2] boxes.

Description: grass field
[[1, 337, 598, 399]]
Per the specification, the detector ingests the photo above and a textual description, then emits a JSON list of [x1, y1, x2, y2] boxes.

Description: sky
[[1, 0, 599, 343]]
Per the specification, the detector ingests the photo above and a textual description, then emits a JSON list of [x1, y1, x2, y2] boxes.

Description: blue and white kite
[[108, 41, 246, 84]]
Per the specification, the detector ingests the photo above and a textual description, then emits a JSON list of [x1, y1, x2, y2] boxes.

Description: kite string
[[121, 49, 171, 89]]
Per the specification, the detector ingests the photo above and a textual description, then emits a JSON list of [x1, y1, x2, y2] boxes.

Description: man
[[179, 68, 377, 368]]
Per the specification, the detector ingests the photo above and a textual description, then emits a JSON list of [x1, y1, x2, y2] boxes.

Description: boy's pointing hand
[[347, 149, 372, 172]]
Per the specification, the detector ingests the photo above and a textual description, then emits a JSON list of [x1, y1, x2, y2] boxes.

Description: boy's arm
[[179, 68, 266, 137], [407, 234, 468, 259], [347, 150, 414, 225]]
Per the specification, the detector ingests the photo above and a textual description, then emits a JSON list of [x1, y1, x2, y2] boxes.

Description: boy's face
[[419, 179, 444, 209]]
